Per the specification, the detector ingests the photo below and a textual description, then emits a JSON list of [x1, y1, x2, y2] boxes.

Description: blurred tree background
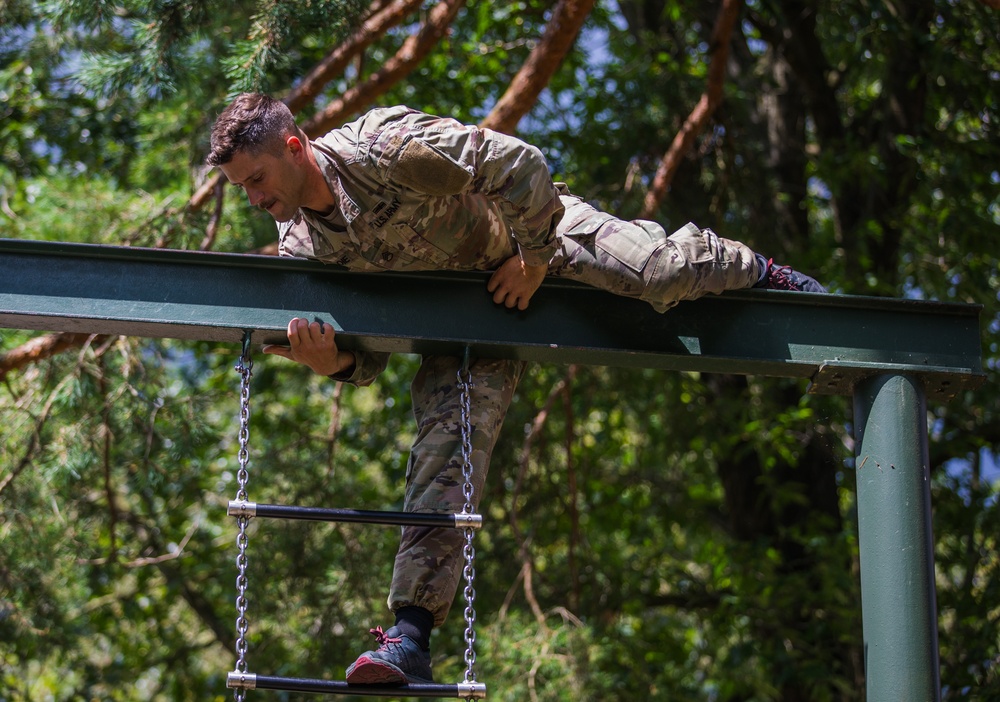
[[1, 0, 998, 700]]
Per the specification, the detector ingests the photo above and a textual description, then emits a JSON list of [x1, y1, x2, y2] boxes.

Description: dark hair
[[207, 93, 301, 167]]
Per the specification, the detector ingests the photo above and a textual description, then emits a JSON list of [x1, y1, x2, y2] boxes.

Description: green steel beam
[[0, 239, 984, 399]]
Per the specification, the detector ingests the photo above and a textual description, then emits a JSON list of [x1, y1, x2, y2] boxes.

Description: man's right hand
[[262, 317, 356, 377], [487, 254, 547, 311]]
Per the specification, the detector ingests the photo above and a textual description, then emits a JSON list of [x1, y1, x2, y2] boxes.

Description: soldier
[[207, 93, 824, 685]]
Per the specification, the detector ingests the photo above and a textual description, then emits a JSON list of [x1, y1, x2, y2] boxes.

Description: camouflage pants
[[549, 189, 760, 311], [389, 355, 525, 626]]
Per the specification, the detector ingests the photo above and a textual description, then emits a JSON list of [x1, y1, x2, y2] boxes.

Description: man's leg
[[549, 192, 823, 310], [392, 355, 525, 621], [346, 355, 525, 684]]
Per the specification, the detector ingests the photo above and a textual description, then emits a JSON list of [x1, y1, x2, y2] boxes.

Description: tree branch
[[561, 371, 580, 612], [188, 171, 223, 213], [98, 352, 120, 565], [479, 0, 597, 134], [0, 332, 108, 381], [198, 176, 225, 252], [285, 0, 425, 114], [504, 366, 578, 625], [303, 0, 468, 136], [0, 370, 78, 497], [640, 0, 744, 219]]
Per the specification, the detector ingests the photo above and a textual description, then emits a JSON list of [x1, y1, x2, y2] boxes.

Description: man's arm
[[369, 112, 564, 267]]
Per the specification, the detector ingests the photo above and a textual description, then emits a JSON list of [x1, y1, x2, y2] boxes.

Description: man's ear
[[286, 135, 305, 160]]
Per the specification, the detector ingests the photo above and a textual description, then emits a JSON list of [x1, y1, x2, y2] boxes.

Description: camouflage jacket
[[277, 106, 565, 385]]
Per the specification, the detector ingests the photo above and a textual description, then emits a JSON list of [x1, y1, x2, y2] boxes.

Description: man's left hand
[[262, 317, 356, 377], [487, 255, 547, 311]]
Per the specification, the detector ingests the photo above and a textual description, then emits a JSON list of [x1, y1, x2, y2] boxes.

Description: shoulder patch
[[390, 137, 473, 196]]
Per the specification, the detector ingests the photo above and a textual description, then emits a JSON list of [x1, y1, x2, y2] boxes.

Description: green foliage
[[218, 0, 369, 97], [1, 1, 998, 700]]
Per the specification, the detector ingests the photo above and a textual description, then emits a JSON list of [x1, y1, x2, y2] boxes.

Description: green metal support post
[[854, 374, 941, 701]]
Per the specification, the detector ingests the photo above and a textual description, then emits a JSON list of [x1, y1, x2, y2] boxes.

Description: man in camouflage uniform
[[207, 93, 824, 685]]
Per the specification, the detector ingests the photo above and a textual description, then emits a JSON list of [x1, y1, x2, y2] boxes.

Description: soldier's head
[[207, 93, 302, 167], [209, 93, 320, 222]]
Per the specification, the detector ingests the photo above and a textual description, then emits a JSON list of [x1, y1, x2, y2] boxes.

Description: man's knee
[[639, 224, 759, 308]]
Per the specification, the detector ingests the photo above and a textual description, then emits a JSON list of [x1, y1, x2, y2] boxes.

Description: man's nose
[[246, 189, 264, 206]]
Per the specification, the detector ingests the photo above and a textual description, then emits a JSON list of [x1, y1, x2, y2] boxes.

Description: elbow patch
[[390, 137, 473, 196]]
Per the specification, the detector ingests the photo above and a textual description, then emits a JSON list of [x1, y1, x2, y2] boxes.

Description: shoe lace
[[369, 626, 403, 649], [765, 258, 799, 291]]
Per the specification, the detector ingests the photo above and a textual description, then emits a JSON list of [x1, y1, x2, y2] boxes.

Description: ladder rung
[[227, 672, 486, 698], [227, 501, 482, 529]]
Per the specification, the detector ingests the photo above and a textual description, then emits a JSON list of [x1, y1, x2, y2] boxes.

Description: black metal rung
[[227, 672, 486, 698], [227, 500, 482, 529]]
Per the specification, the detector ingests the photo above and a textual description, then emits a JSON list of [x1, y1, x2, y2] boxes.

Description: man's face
[[219, 141, 306, 223]]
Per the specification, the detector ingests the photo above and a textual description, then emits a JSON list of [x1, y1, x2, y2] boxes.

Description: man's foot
[[753, 254, 827, 293], [345, 626, 434, 685]]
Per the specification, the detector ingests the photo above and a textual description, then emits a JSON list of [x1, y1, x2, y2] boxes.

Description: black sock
[[393, 605, 434, 651], [753, 253, 770, 286]]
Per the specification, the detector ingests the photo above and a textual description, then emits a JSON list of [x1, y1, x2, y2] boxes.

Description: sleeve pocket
[[387, 137, 474, 196]]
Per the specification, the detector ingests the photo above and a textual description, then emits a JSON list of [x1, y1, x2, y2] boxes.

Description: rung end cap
[[227, 671, 257, 690], [454, 513, 483, 529], [228, 500, 257, 518], [458, 681, 487, 698]]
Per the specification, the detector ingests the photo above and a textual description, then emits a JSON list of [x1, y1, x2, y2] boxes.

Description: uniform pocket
[[664, 222, 719, 267], [558, 197, 668, 273], [385, 136, 473, 196], [385, 222, 452, 266], [593, 219, 664, 273]]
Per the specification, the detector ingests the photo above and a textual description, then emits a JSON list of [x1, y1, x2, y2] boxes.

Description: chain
[[457, 350, 478, 688], [233, 332, 253, 702]]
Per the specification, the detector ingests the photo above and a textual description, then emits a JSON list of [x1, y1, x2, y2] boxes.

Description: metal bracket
[[240, 329, 253, 361], [809, 360, 985, 401]]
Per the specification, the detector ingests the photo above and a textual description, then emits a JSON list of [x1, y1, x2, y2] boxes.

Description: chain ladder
[[457, 351, 478, 691], [227, 339, 479, 698], [232, 333, 254, 702]]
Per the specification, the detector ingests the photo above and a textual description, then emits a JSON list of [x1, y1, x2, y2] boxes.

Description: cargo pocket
[[666, 222, 721, 267], [593, 218, 666, 273], [642, 224, 729, 309], [561, 193, 667, 271]]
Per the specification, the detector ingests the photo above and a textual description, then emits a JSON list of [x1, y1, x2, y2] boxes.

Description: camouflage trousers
[[549, 188, 760, 311], [389, 355, 525, 626], [389, 197, 759, 625]]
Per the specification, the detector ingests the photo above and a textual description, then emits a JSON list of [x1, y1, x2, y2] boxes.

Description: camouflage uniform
[[277, 107, 758, 625]]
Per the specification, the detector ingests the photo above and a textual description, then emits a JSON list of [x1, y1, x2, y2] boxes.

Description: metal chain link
[[457, 353, 478, 688], [233, 333, 253, 702]]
